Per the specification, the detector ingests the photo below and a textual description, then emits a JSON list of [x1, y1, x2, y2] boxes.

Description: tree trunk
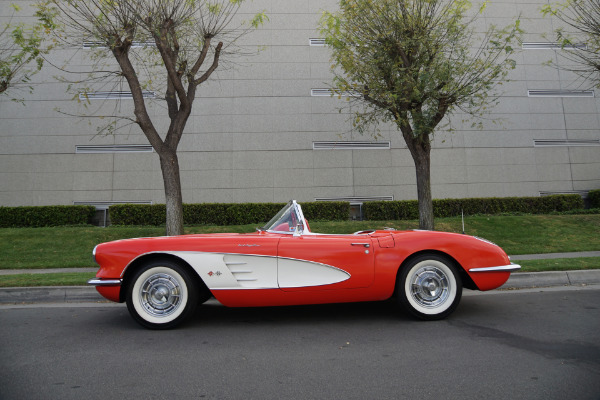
[[159, 149, 184, 236], [413, 148, 434, 230], [403, 133, 434, 231]]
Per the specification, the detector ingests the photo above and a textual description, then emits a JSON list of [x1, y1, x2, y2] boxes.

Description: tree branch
[[192, 41, 223, 86], [152, 17, 190, 112]]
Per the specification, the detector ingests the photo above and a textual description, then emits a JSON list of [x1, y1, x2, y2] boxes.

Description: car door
[[277, 234, 375, 291]]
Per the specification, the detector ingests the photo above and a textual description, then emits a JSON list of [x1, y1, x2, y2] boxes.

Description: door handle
[[351, 243, 370, 248]]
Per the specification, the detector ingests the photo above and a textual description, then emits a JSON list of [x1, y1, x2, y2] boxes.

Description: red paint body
[[92, 228, 513, 306]]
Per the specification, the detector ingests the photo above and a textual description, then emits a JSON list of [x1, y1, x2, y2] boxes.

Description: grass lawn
[[518, 257, 600, 272], [0, 214, 597, 287], [0, 272, 97, 287]]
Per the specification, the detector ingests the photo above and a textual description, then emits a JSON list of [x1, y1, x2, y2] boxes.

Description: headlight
[[92, 245, 98, 264]]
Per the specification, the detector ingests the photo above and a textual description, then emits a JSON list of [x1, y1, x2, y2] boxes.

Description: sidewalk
[[1, 251, 599, 304], [509, 251, 600, 261]]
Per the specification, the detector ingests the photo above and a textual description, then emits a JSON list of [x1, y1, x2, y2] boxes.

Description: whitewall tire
[[398, 254, 462, 320], [126, 260, 198, 329]]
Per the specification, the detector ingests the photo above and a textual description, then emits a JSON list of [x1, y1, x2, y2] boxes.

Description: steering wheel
[[353, 230, 375, 235]]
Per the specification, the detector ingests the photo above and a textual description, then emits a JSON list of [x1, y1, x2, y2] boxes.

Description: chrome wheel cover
[[139, 273, 182, 317], [409, 265, 450, 309]]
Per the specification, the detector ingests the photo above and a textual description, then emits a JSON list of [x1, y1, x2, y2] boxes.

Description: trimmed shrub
[[109, 201, 351, 226], [109, 204, 166, 226], [589, 190, 600, 209], [183, 203, 285, 226], [301, 201, 350, 221], [363, 194, 584, 220], [0, 205, 96, 228], [363, 200, 419, 221]]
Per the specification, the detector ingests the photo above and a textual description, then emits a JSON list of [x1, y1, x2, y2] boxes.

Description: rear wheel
[[398, 254, 462, 320], [126, 259, 199, 330]]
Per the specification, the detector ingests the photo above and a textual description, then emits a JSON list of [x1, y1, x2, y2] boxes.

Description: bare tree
[[543, 0, 600, 87], [320, 0, 521, 230], [39, 0, 267, 235]]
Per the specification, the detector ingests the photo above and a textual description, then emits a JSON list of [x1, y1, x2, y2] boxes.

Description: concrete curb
[[1, 270, 600, 304], [0, 286, 103, 304], [501, 269, 600, 289]]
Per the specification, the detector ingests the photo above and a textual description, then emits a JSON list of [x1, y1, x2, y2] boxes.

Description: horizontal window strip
[[76, 145, 154, 154], [73, 201, 153, 210], [83, 41, 156, 49], [528, 89, 595, 98], [313, 141, 391, 150], [522, 42, 587, 50], [534, 139, 600, 147], [311, 88, 360, 97], [315, 196, 394, 203], [309, 38, 326, 46], [539, 191, 588, 197], [79, 91, 156, 100]]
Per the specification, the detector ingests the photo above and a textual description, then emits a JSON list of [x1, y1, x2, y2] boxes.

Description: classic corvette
[[89, 200, 520, 329]]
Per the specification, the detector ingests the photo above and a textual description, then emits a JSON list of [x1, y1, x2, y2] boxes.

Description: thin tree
[[320, 0, 520, 230], [39, 0, 267, 235], [543, 0, 600, 87]]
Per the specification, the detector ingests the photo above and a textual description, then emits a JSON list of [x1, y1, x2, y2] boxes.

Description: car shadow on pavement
[[187, 299, 413, 328], [88, 295, 501, 331]]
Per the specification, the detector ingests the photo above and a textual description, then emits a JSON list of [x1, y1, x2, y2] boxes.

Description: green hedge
[[2, 195, 583, 228], [0, 205, 96, 228], [589, 190, 600, 209], [300, 202, 350, 222], [363, 195, 584, 220], [110, 202, 350, 226], [109, 204, 166, 226]]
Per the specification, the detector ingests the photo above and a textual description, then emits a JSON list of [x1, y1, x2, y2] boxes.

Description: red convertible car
[[89, 200, 520, 329]]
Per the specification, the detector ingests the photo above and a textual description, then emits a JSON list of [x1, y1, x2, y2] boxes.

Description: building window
[[311, 88, 360, 97], [522, 42, 587, 50], [313, 141, 391, 150], [78, 91, 156, 100], [83, 41, 156, 49], [533, 139, 600, 147], [75, 145, 154, 154], [315, 196, 394, 202], [527, 90, 595, 98]]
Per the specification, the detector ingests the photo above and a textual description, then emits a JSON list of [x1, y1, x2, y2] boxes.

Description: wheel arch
[[120, 253, 211, 303], [395, 250, 478, 294]]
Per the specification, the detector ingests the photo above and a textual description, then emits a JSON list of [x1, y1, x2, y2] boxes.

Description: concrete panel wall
[[0, 0, 599, 208]]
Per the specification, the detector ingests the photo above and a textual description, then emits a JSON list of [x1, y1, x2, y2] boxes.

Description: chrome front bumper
[[468, 263, 522, 273], [87, 278, 122, 286]]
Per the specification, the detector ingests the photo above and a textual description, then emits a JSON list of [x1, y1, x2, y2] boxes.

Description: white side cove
[[278, 258, 350, 288], [163, 252, 350, 290]]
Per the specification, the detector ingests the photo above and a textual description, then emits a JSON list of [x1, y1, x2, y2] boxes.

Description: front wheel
[[126, 259, 199, 330], [397, 254, 462, 320]]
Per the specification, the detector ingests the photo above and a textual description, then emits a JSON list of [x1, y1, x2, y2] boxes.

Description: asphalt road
[[1, 287, 599, 400]]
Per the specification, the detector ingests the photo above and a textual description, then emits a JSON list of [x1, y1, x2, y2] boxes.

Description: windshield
[[262, 201, 303, 233]]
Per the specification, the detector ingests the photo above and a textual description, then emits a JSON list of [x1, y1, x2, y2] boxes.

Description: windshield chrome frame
[[262, 200, 309, 235]]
